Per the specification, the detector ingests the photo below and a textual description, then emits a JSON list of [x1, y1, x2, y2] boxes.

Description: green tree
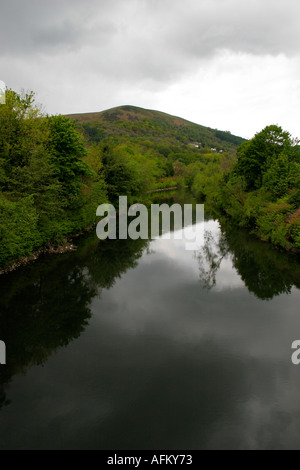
[[235, 125, 296, 191], [8, 154, 64, 242], [101, 143, 156, 204], [46, 115, 91, 198], [0, 194, 40, 265], [262, 153, 300, 199], [0, 90, 108, 267], [0, 90, 48, 190]]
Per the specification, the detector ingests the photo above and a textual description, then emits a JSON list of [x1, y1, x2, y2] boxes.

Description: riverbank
[[0, 242, 77, 276]]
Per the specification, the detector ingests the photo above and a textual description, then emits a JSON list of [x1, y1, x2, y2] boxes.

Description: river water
[[0, 191, 299, 450]]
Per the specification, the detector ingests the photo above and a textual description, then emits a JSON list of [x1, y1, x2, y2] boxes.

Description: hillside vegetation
[[67, 105, 245, 163], [67, 105, 245, 203], [68, 105, 245, 147], [0, 92, 244, 269], [187, 125, 300, 251], [1, 89, 298, 270]]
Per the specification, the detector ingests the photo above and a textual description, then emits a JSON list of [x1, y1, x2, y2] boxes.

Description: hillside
[[66, 105, 246, 156]]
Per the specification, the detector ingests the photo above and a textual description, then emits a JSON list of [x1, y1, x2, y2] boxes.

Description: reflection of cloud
[[92, 230, 298, 360], [0, 215, 300, 449], [2, 278, 299, 449], [87, 252, 300, 449], [214, 258, 245, 291]]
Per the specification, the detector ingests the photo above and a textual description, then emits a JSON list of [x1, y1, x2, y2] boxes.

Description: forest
[[0, 89, 299, 269], [187, 125, 300, 251]]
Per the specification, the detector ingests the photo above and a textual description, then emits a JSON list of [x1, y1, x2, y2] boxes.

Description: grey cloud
[[1, 0, 299, 58], [1, 0, 300, 115], [31, 23, 84, 51], [0, 0, 113, 55], [139, 0, 300, 60], [93, 0, 300, 85]]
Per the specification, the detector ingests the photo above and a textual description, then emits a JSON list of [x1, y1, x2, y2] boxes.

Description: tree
[[101, 144, 136, 203], [100, 143, 156, 204], [46, 115, 91, 198], [0, 90, 47, 190], [8, 153, 64, 242], [0, 90, 108, 267], [235, 125, 296, 191], [262, 153, 300, 199]]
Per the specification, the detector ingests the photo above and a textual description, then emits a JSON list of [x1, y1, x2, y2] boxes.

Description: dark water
[[0, 191, 299, 450]]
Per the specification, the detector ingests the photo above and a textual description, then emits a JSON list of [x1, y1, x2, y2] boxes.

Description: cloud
[[164, 0, 300, 57], [1, 0, 300, 137], [2, 0, 299, 61]]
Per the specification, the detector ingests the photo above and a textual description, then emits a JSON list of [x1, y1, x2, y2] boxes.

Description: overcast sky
[[1, 0, 299, 139]]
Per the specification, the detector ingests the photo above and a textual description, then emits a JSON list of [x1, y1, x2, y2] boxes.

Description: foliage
[[153, 177, 180, 190], [68, 105, 245, 162], [191, 161, 223, 203], [0, 194, 40, 265], [100, 142, 158, 204], [188, 124, 300, 252], [0, 90, 48, 189], [0, 90, 108, 267], [263, 155, 300, 199], [234, 125, 298, 191], [46, 115, 91, 198], [1, 90, 298, 268]]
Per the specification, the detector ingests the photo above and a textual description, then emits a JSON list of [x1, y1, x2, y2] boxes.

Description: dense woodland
[[0, 90, 299, 268], [187, 125, 300, 251]]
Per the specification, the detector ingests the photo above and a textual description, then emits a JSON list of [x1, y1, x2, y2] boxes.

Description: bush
[[0, 195, 40, 265]]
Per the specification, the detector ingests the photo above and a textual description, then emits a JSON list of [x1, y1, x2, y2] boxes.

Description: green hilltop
[[66, 105, 246, 157]]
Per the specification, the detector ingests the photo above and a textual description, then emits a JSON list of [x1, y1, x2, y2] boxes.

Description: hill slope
[[66, 105, 246, 153]]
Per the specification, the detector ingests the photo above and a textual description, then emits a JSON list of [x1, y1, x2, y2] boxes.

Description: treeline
[[1, 89, 298, 269], [0, 91, 163, 267], [186, 125, 300, 251]]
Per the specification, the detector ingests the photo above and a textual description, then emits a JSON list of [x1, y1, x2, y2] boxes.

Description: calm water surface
[[0, 191, 299, 450]]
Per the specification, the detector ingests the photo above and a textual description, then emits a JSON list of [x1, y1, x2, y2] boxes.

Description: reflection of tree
[[85, 237, 149, 291], [196, 229, 229, 289], [0, 260, 95, 411], [224, 221, 300, 300], [0, 235, 149, 411], [197, 219, 300, 299]]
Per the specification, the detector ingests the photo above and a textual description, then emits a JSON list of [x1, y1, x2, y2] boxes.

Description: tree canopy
[[234, 125, 298, 191]]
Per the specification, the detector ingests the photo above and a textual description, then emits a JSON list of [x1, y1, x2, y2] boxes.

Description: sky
[[0, 0, 299, 139]]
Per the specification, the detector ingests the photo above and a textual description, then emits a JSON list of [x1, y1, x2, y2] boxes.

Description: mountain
[[66, 105, 246, 154]]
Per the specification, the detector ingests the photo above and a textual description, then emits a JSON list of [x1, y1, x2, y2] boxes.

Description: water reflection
[[0, 236, 149, 412], [197, 219, 300, 299], [0, 191, 299, 449]]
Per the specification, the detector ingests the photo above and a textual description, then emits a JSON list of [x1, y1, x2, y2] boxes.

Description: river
[[0, 190, 299, 450]]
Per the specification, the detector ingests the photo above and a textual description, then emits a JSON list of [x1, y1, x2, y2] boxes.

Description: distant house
[[211, 148, 217, 152], [188, 142, 201, 149]]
